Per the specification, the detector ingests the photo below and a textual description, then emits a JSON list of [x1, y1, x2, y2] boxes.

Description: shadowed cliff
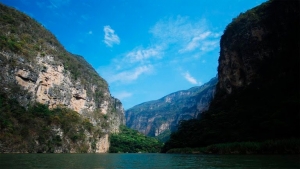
[[162, 0, 300, 153]]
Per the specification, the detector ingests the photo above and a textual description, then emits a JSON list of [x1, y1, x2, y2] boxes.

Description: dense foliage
[[109, 126, 163, 153], [0, 91, 108, 153], [166, 139, 300, 154], [162, 0, 300, 153]]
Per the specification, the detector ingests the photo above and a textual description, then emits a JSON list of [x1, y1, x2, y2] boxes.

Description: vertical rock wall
[[0, 4, 125, 153]]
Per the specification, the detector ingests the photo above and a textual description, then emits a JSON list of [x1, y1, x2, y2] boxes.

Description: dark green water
[[0, 154, 299, 169]]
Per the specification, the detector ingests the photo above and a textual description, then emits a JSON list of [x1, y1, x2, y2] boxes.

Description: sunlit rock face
[[0, 4, 125, 153], [11, 55, 117, 115], [125, 77, 217, 140]]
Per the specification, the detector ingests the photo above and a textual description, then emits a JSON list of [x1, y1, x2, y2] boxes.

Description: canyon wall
[[126, 77, 217, 141], [0, 4, 124, 153], [162, 0, 300, 152]]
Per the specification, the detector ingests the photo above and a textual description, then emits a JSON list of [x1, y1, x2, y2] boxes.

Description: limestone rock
[[125, 77, 217, 140], [0, 4, 125, 153]]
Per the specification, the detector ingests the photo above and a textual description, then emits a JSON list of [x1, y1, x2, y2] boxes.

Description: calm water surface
[[0, 153, 299, 169]]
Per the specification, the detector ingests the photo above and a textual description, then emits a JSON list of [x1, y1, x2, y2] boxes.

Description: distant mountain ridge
[[125, 77, 217, 141]]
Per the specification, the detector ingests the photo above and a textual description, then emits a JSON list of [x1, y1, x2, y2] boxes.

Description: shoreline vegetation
[[166, 138, 300, 154], [109, 126, 163, 153]]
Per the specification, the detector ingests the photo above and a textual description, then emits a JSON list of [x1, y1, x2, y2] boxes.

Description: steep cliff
[[163, 0, 300, 152], [217, 0, 299, 96], [0, 4, 125, 153], [126, 77, 217, 141]]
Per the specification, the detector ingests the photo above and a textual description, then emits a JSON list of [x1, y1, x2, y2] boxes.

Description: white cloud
[[98, 46, 160, 84], [150, 16, 220, 54], [106, 65, 153, 83], [114, 91, 133, 100], [199, 40, 219, 51], [99, 16, 220, 86], [103, 25, 120, 47], [125, 46, 162, 63], [179, 31, 211, 53], [183, 72, 199, 85], [150, 16, 201, 45]]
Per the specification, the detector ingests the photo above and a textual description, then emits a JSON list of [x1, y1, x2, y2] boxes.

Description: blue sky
[[1, 0, 266, 109]]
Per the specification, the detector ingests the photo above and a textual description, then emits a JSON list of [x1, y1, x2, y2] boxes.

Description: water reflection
[[0, 153, 299, 169]]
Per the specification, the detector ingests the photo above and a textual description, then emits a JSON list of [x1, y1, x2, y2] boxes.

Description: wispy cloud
[[98, 45, 162, 84], [103, 65, 153, 84], [182, 72, 201, 85], [103, 25, 120, 47], [114, 91, 133, 100], [98, 16, 219, 87], [199, 40, 219, 52], [125, 46, 162, 63], [150, 16, 220, 54], [150, 16, 199, 44], [179, 31, 211, 53]]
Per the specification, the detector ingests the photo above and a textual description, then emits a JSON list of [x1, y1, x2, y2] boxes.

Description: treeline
[[166, 139, 300, 154], [109, 125, 163, 153]]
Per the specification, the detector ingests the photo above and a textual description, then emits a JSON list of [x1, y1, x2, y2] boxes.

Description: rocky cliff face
[[0, 4, 124, 153], [217, 0, 299, 96], [162, 0, 300, 152], [126, 77, 217, 141]]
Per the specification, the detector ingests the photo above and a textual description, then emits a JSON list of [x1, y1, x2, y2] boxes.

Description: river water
[[0, 153, 299, 169]]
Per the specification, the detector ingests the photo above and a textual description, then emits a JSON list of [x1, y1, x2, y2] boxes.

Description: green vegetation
[[0, 3, 107, 101], [109, 126, 163, 153], [162, 0, 300, 153], [166, 139, 300, 154], [0, 91, 103, 153], [155, 129, 172, 143], [0, 3, 124, 153]]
